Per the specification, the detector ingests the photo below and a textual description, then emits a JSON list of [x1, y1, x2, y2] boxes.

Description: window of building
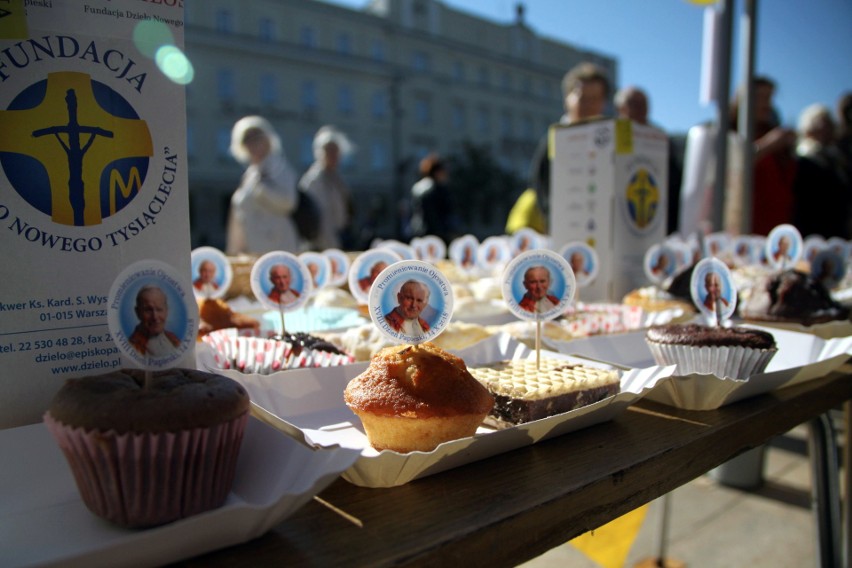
[[338, 85, 354, 115], [521, 76, 532, 95], [216, 127, 231, 159], [371, 39, 386, 62], [301, 80, 318, 111], [500, 71, 511, 92], [451, 103, 466, 131], [411, 51, 430, 73], [371, 90, 388, 118], [336, 32, 352, 55], [259, 17, 275, 41], [217, 69, 235, 102], [452, 61, 464, 82], [477, 66, 489, 87], [300, 25, 317, 48], [521, 115, 533, 139], [415, 96, 431, 124], [215, 9, 233, 34], [371, 140, 388, 171], [260, 74, 277, 105], [500, 111, 513, 136], [477, 106, 490, 134], [299, 133, 314, 168], [186, 124, 195, 158]]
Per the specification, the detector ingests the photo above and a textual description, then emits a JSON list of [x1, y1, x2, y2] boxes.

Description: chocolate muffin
[[739, 269, 849, 326], [45, 369, 250, 528], [646, 323, 777, 379]]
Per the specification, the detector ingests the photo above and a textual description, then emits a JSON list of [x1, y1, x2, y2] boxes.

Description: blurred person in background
[[792, 103, 849, 238], [507, 62, 611, 235], [299, 125, 354, 250], [615, 85, 684, 235], [409, 153, 457, 243], [729, 76, 798, 235], [226, 116, 300, 255]]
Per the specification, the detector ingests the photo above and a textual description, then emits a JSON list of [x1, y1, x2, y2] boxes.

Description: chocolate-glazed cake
[[739, 269, 849, 325], [468, 359, 620, 427], [645, 323, 776, 349]]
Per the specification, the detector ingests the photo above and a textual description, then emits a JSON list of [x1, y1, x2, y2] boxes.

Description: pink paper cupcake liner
[[44, 410, 248, 528]]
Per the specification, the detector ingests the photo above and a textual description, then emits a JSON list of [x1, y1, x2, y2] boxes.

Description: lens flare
[[156, 45, 195, 85]]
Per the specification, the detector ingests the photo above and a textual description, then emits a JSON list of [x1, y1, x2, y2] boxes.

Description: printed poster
[[0, 0, 192, 428]]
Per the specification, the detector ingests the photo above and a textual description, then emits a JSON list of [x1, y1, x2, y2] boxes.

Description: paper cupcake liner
[[645, 342, 777, 380], [202, 328, 355, 374], [44, 411, 249, 528]]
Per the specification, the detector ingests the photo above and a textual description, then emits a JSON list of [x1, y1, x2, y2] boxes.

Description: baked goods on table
[[622, 286, 695, 314], [198, 297, 261, 337], [44, 368, 250, 528], [738, 269, 850, 326], [344, 343, 494, 453], [203, 328, 354, 374], [468, 359, 620, 428], [645, 323, 777, 379]]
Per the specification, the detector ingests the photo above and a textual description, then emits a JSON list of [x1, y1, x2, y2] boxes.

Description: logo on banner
[[624, 167, 659, 231], [0, 71, 153, 227]]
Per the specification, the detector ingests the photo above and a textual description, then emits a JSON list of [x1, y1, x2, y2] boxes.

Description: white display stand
[[550, 119, 669, 302]]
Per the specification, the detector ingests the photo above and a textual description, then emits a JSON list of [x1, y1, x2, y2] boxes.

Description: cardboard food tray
[[0, 418, 360, 568], [555, 325, 852, 410], [205, 334, 673, 488]]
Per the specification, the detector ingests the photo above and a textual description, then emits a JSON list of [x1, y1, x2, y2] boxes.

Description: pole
[[711, 0, 733, 232], [738, 0, 757, 234]]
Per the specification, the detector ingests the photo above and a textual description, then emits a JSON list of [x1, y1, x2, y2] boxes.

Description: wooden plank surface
[[173, 370, 852, 568]]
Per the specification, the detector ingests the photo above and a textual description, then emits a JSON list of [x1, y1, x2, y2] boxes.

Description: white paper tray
[[0, 418, 360, 568], [554, 325, 852, 410], [207, 334, 673, 488]]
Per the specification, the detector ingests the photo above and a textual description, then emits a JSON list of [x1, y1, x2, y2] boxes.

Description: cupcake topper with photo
[[413, 235, 447, 263], [510, 228, 543, 257], [643, 243, 677, 285], [664, 238, 693, 271], [752, 235, 769, 266], [559, 241, 599, 294], [690, 257, 737, 326], [502, 249, 576, 369], [731, 235, 755, 266], [810, 249, 846, 291], [348, 248, 403, 305], [190, 246, 231, 300], [250, 251, 313, 333], [765, 224, 802, 271], [299, 251, 331, 293], [376, 239, 416, 261], [368, 260, 454, 345], [323, 248, 350, 287], [826, 236, 851, 261], [449, 234, 480, 273], [108, 260, 198, 382], [478, 236, 511, 272], [803, 235, 827, 265], [703, 232, 731, 260]]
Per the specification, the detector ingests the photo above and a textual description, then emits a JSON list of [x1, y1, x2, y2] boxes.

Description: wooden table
[[175, 369, 851, 568]]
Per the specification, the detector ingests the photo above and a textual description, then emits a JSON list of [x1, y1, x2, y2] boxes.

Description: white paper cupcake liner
[[44, 411, 248, 528], [646, 342, 777, 380], [203, 328, 354, 374]]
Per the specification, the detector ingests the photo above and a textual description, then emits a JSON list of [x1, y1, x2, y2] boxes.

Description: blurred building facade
[[184, 0, 617, 249]]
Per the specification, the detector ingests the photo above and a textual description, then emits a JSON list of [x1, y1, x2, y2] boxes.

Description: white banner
[[0, 0, 191, 428]]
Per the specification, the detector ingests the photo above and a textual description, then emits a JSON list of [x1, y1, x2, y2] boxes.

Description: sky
[[325, 0, 852, 135]]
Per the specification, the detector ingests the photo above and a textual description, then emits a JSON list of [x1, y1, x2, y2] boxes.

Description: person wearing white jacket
[[226, 115, 300, 255]]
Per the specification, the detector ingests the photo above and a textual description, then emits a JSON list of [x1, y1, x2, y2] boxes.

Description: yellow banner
[[0, 0, 28, 39], [615, 118, 634, 155], [570, 505, 649, 568]]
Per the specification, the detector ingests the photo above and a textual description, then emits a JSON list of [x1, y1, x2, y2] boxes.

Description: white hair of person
[[797, 103, 833, 137], [312, 125, 354, 161], [229, 115, 283, 164]]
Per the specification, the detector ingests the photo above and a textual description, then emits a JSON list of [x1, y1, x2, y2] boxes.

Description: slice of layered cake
[[468, 359, 620, 428]]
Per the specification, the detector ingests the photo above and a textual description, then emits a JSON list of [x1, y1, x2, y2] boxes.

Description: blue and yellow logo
[[0, 71, 152, 227], [624, 168, 659, 230]]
